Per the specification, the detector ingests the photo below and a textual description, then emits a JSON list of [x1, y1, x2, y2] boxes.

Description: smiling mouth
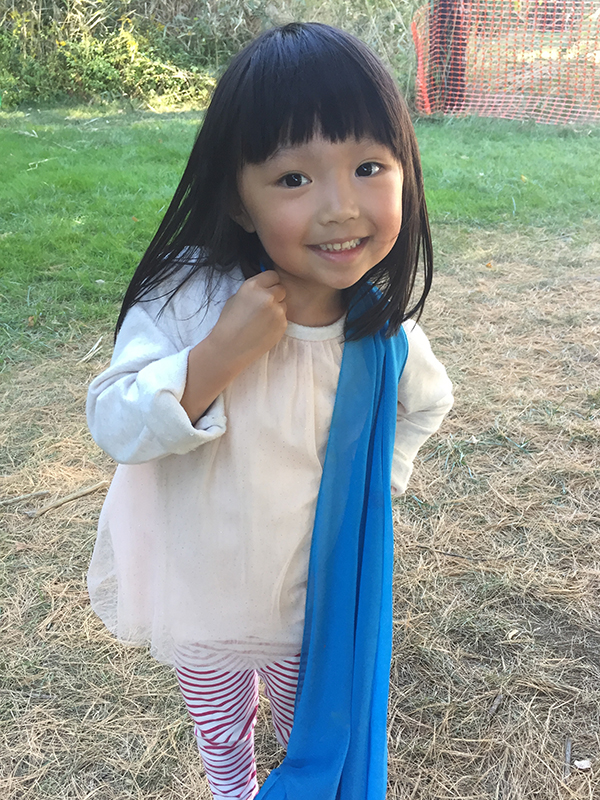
[[317, 238, 364, 252]]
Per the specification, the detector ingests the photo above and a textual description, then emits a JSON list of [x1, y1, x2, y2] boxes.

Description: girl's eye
[[356, 162, 382, 177], [279, 173, 309, 188]]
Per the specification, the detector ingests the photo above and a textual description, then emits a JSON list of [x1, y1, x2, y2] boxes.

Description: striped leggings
[[175, 655, 300, 800]]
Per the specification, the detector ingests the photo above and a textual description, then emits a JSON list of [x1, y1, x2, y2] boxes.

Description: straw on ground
[[1, 227, 599, 798]]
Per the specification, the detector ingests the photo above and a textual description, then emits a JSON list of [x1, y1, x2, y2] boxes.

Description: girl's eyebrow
[[265, 144, 306, 162]]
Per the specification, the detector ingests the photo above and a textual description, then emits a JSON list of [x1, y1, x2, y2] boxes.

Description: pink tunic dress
[[87, 268, 453, 670]]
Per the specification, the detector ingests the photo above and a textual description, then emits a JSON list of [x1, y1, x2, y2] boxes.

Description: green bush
[[0, 17, 217, 106], [0, 0, 420, 108]]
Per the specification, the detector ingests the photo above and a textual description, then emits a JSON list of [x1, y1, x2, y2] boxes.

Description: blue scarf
[[257, 299, 408, 800]]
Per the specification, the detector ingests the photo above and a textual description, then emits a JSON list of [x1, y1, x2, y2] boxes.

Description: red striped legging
[[175, 655, 300, 800]]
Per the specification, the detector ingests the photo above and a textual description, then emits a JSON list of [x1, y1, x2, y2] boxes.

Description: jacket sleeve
[[391, 321, 454, 496], [86, 302, 227, 464]]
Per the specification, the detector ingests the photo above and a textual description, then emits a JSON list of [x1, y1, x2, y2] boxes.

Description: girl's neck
[[278, 275, 345, 327]]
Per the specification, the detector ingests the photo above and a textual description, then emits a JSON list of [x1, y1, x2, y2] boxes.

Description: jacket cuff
[[138, 348, 227, 454], [391, 458, 413, 497]]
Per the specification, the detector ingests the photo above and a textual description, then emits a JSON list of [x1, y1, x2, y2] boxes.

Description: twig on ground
[[488, 693, 504, 717], [24, 481, 109, 518], [413, 543, 508, 563], [0, 490, 50, 506], [563, 736, 572, 780], [79, 336, 103, 363]]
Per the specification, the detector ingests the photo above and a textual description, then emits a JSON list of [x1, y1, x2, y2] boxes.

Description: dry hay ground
[[1, 224, 599, 799]]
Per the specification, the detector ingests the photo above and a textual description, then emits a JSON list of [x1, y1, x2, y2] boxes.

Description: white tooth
[[318, 238, 361, 251]]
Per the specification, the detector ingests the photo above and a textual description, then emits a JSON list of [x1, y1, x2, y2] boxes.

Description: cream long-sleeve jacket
[[87, 267, 453, 670]]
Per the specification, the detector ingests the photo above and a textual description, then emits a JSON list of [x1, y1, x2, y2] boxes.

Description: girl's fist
[[209, 270, 287, 367]]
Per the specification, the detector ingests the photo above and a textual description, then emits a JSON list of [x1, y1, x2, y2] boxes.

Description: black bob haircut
[[116, 22, 433, 340]]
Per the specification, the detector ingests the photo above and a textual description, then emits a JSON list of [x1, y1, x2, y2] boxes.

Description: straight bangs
[[232, 24, 404, 167]]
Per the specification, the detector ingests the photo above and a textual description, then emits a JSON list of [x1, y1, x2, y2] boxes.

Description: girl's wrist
[[203, 327, 254, 377], [182, 334, 246, 423]]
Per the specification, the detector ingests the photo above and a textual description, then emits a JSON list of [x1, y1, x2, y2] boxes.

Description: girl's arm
[[87, 300, 224, 464], [180, 271, 286, 423], [391, 321, 454, 495], [87, 271, 286, 465]]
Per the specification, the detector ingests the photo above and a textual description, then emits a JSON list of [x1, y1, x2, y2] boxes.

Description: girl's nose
[[318, 176, 360, 225]]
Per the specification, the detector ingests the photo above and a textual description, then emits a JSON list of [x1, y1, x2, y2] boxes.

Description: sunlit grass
[[1, 108, 599, 362], [417, 115, 600, 229], [0, 109, 202, 358]]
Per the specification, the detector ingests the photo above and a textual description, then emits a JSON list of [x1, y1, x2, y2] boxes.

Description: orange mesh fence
[[412, 0, 600, 124]]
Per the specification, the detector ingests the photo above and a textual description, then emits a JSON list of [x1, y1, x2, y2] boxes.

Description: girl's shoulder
[[131, 252, 244, 346], [401, 318, 426, 346], [400, 319, 442, 369], [146, 249, 243, 309], [399, 318, 453, 405]]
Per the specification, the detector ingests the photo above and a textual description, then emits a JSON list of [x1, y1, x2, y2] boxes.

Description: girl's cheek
[[374, 191, 400, 225], [384, 190, 403, 230], [269, 211, 305, 243]]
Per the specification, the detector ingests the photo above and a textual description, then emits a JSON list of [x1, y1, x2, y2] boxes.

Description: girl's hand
[[210, 270, 287, 366], [180, 271, 287, 423]]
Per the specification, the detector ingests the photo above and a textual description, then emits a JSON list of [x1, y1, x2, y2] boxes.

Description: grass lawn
[[1, 107, 599, 363], [0, 107, 204, 360], [1, 107, 599, 798]]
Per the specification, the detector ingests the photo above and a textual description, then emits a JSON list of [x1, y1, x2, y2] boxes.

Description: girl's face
[[234, 135, 404, 316]]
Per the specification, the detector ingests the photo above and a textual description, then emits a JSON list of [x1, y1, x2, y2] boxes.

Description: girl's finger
[[269, 284, 287, 303], [254, 269, 281, 288]]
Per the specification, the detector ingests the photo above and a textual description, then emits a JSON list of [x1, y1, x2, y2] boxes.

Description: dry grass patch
[[1, 225, 599, 798], [388, 225, 600, 798]]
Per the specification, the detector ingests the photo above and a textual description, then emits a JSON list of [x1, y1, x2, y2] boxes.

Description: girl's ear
[[230, 199, 256, 233]]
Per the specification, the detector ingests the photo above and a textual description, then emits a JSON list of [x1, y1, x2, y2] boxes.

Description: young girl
[[87, 22, 453, 800]]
